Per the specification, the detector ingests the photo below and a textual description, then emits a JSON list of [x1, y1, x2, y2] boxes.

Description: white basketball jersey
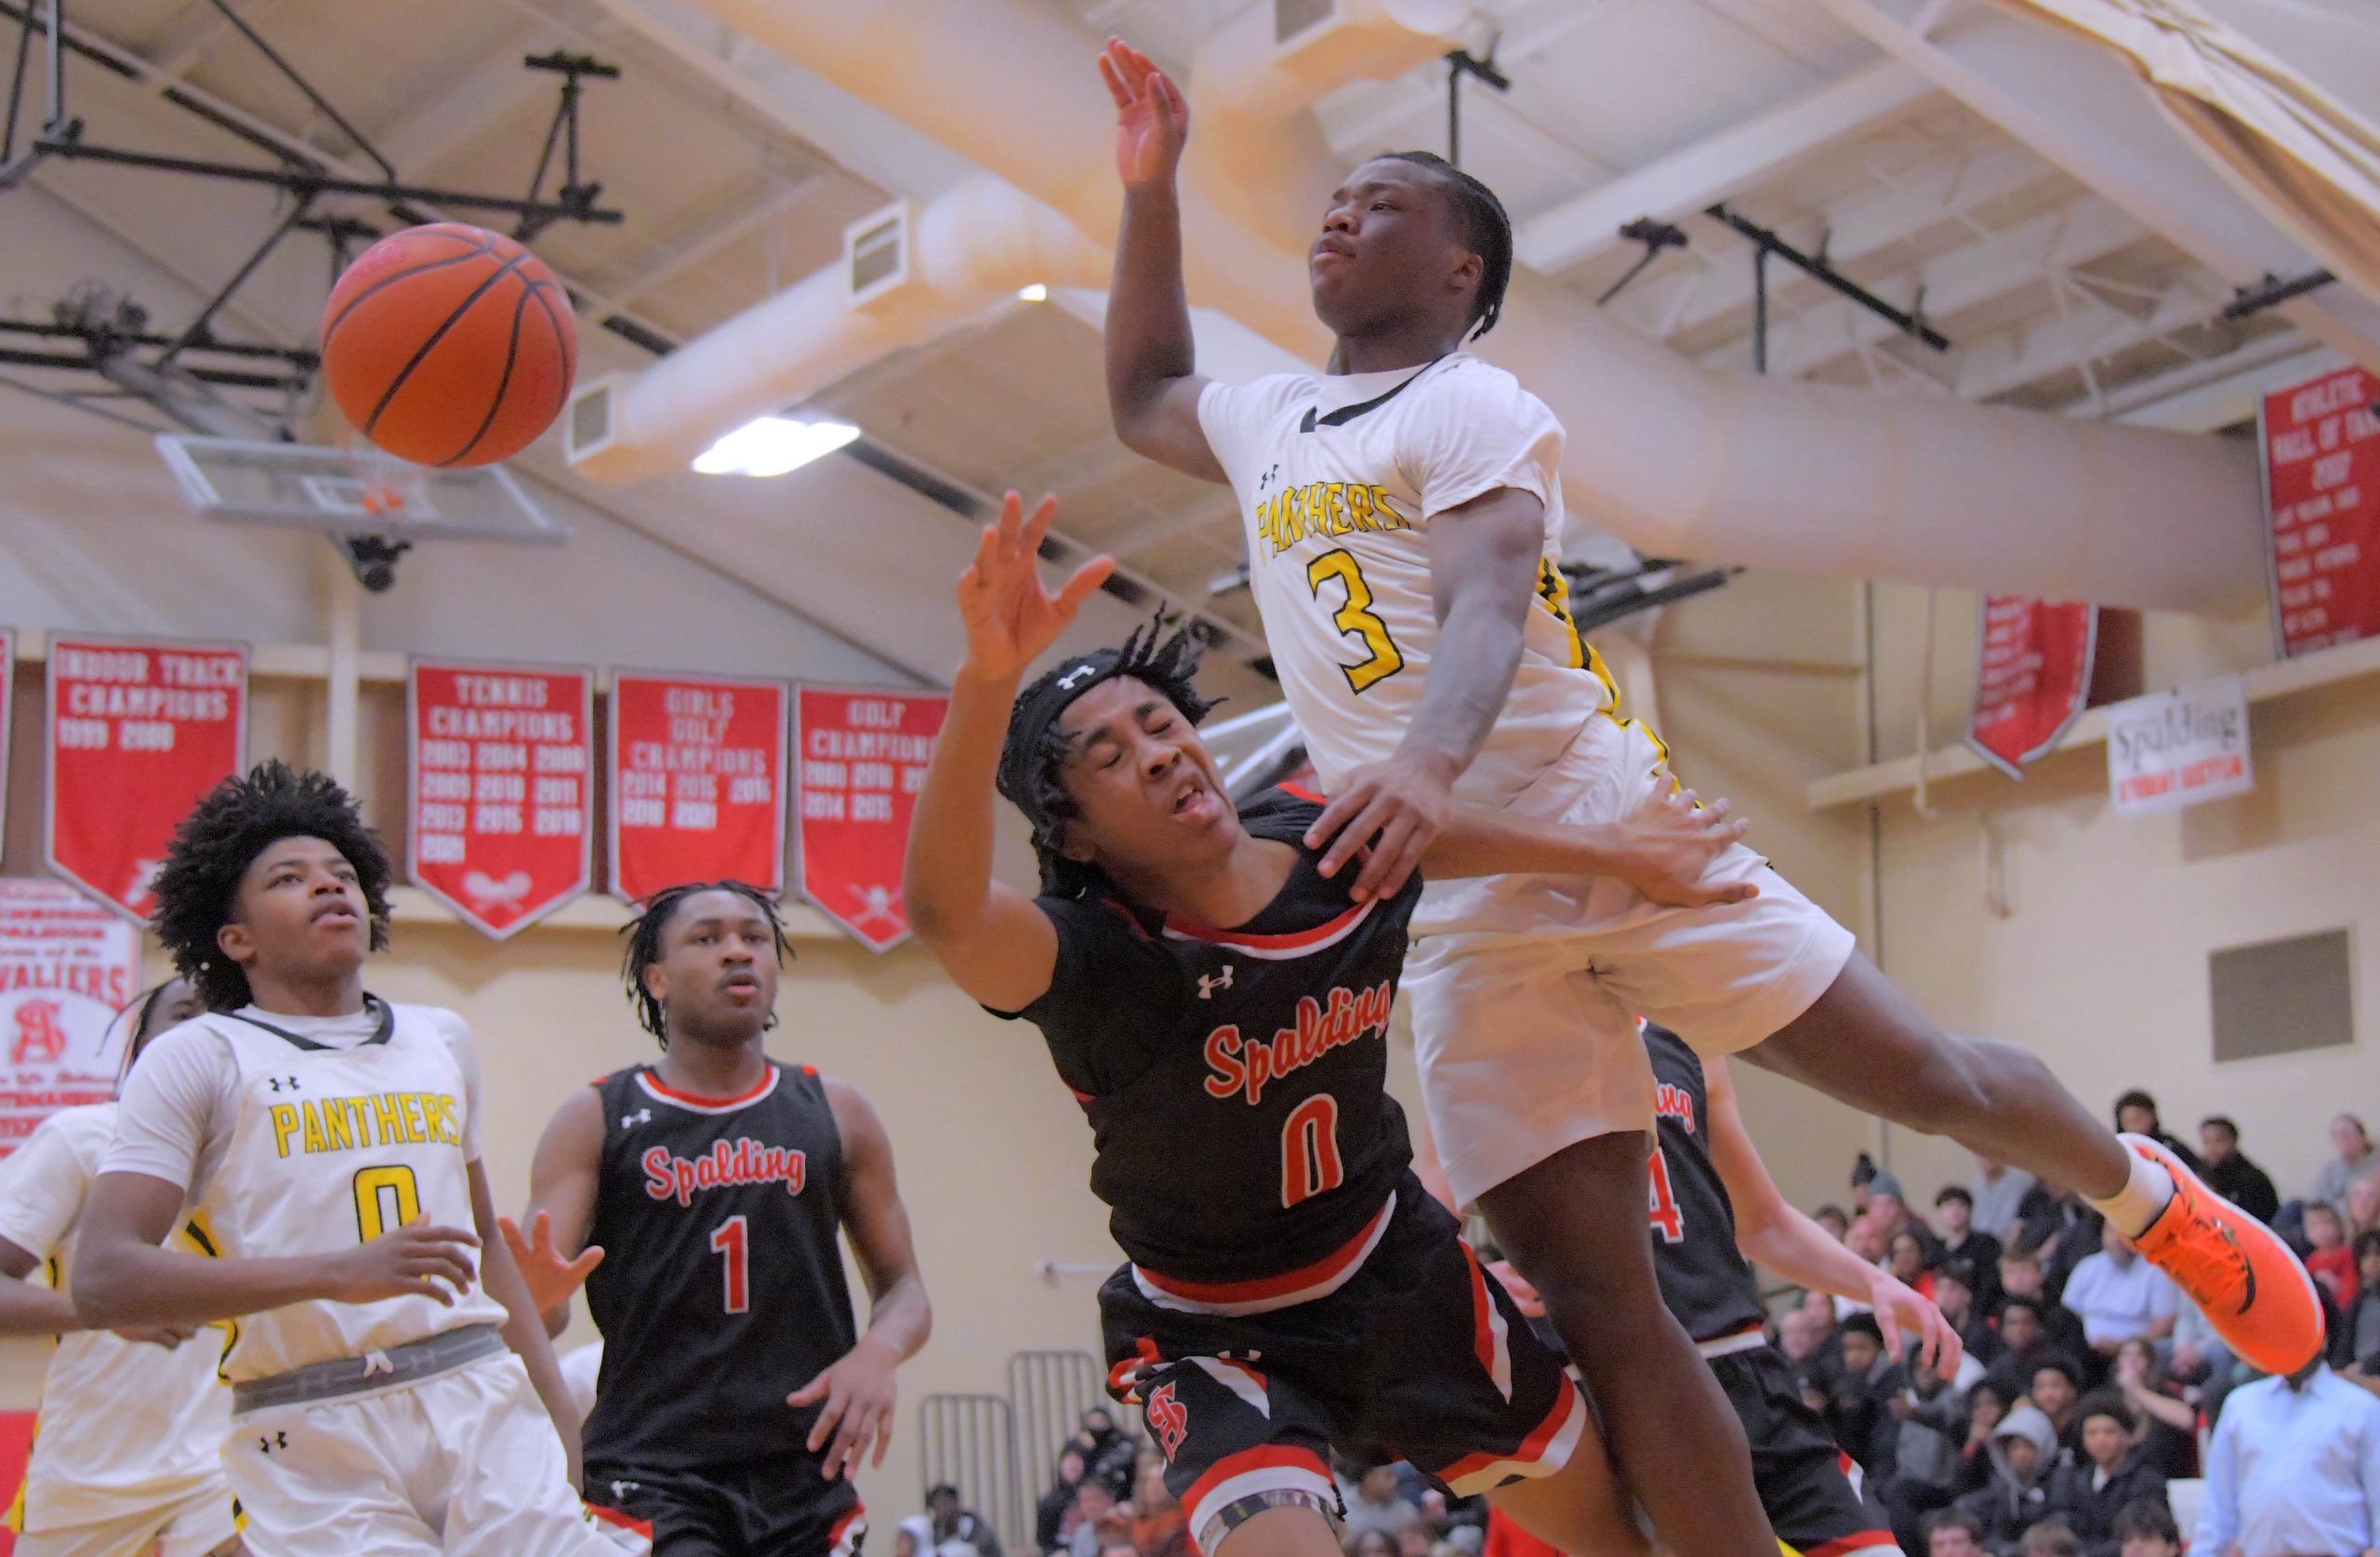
[[0, 1104, 229, 1532], [1197, 354, 1614, 804], [186, 1002, 507, 1380]]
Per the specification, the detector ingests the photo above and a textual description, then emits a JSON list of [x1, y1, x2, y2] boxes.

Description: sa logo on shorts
[[1146, 1383, 1189, 1462]]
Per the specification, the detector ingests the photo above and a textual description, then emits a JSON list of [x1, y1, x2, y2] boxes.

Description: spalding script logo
[[642, 1139, 807, 1207]]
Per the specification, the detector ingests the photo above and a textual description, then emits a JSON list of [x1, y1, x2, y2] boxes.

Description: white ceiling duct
[[567, 175, 1108, 484], [644, 0, 2267, 611]]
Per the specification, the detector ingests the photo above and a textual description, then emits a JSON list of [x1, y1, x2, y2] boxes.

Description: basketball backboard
[[154, 434, 569, 546]]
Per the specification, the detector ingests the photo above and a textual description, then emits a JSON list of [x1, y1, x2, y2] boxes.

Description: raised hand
[[497, 1209, 604, 1316], [1099, 37, 1188, 189], [324, 1219, 480, 1306], [956, 491, 1115, 682]]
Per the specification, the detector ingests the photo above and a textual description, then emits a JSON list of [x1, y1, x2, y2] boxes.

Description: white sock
[[2086, 1136, 2177, 1237]]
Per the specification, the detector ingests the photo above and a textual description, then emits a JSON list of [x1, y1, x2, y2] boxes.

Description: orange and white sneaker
[[2125, 1133, 2325, 1377]]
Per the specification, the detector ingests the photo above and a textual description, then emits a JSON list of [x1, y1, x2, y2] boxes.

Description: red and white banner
[[1967, 597, 2097, 779], [408, 660, 592, 939], [0, 877, 141, 1158], [45, 636, 247, 921], [795, 687, 946, 951], [609, 672, 789, 904], [0, 627, 12, 864], [2107, 677, 2254, 817], [2262, 364, 2380, 658]]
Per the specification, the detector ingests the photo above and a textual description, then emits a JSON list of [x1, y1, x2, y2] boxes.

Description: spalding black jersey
[[1645, 1024, 1768, 1343], [998, 789, 1420, 1287], [581, 1061, 858, 1473]]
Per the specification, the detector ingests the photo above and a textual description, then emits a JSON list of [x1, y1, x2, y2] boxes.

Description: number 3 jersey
[[993, 790, 1422, 1306], [579, 1061, 857, 1474], [1197, 354, 1612, 808], [104, 998, 509, 1382]]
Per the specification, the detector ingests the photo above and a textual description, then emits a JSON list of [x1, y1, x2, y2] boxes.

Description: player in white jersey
[[1097, 34, 2323, 1557], [0, 977, 242, 1557], [69, 761, 638, 1557]]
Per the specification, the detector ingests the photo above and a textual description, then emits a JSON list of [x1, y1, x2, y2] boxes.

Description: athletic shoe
[[2125, 1133, 2324, 1378]]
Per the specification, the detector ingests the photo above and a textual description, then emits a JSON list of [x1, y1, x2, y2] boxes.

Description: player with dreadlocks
[[906, 493, 1754, 1557], [1098, 33, 2322, 1557], [506, 879, 930, 1556], [70, 760, 627, 1557]]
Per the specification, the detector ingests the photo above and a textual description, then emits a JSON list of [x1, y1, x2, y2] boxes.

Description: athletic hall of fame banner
[[409, 660, 592, 939], [794, 687, 946, 951], [0, 878, 140, 1158], [45, 636, 248, 921], [1967, 597, 2097, 779], [608, 672, 789, 904], [2261, 364, 2380, 658]]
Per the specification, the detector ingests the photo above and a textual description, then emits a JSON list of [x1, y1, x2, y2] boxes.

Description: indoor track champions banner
[[409, 660, 592, 939], [609, 672, 789, 904], [0, 878, 141, 1158], [45, 636, 247, 921], [1967, 597, 2096, 779], [795, 687, 946, 951], [2262, 364, 2380, 657]]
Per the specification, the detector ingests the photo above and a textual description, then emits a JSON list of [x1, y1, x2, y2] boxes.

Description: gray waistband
[[231, 1323, 508, 1415]]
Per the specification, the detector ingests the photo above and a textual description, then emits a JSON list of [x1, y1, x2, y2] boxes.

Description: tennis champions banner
[[609, 672, 788, 904], [2261, 364, 2380, 658], [0, 877, 140, 1158], [794, 687, 945, 951], [1967, 597, 2096, 779], [46, 636, 247, 921], [408, 660, 591, 939]]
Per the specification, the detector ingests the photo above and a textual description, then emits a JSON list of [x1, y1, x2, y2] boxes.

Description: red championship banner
[[0, 878, 139, 1158], [408, 660, 592, 939], [1967, 597, 2097, 779], [609, 672, 789, 904], [795, 687, 946, 951], [2261, 364, 2380, 658], [45, 636, 247, 920], [0, 627, 12, 863]]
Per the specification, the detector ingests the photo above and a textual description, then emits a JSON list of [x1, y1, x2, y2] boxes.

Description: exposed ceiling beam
[[1952, 270, 2237, 403], [1809, 0, 2380, 369], [374, 23, 558, 176], [602, 171, 826, 306], [1516, 60, 1935, 274], [2109, 338, 2333, 433]]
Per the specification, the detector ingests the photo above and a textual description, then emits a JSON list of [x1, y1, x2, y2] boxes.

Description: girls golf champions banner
[[609, 672, 789, 904]]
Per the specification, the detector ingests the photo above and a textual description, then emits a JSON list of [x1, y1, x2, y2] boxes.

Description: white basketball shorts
[[223, 1352, 646, 1557], [1408, 715, 1858, 1211], [13, 1478, 239, 1557]]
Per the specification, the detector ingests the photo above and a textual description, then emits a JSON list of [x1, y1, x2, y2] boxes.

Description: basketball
[[319, 222, 577, 468]]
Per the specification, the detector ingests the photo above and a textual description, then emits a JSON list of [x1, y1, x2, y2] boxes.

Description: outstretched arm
[[1100, 38, 1222, 482], [795, 1080, 932, 1483], [1302, 486, 1547, 894], [1703, 1054, 1961, 1378], [905, 493, 1113, 1013]]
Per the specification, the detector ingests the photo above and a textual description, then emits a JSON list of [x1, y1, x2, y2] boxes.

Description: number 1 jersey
[[580, 1061, 857, 1474], [1197, 353, 1612, 807]]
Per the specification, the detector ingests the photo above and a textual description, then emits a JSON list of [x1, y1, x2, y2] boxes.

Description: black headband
[[993, 646, 1131, 832]]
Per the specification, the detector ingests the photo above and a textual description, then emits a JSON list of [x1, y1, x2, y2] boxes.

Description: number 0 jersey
[[104, 999, 509, 1382], [1197, 354, 1612, 807], [1644, 1023, 1767, 1344], [994, 790, 1421, 1305], [580, 1061, 858, 1475]]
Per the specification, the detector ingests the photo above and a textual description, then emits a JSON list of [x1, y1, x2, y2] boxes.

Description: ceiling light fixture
[[1016, 284, 1049, 302], [690, 416, 861, 477]]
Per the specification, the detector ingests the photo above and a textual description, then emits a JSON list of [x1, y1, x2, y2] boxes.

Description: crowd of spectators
[[1793, 1100, 2380, 1556]]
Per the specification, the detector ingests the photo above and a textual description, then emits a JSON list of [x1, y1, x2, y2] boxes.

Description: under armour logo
[[1057, 664, 1097, 690], [258, 1431, 287, 1453], [267, 1076, 300, 1092], [622, 1108, 653, 1128], [611, 1480, 641, 1502], [1198, 967, 1235, 999]]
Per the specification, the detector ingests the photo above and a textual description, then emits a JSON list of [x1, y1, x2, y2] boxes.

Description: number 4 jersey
[[580, 1061, 857, 1474], [992, 790, 1421, 1306], [1196, 354, 1611, 808]]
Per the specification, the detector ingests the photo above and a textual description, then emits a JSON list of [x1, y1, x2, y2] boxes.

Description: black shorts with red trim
[[583, 1455, 865, 1557], [1709, 1346, 1896, 1557], [1102, 1180, 1586, 1554]]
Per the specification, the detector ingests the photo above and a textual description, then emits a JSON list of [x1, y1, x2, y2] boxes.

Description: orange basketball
[[319, 222, 577, 468]]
